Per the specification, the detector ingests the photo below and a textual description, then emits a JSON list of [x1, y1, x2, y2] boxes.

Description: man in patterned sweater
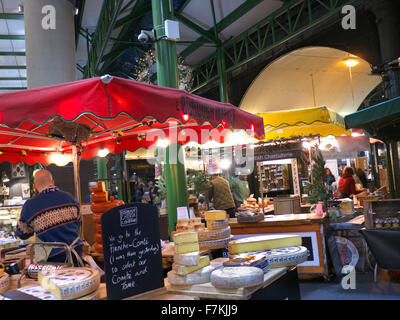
[[16, 169, 83, 263]]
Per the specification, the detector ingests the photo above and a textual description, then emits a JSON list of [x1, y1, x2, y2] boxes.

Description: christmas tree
[[304, 148, 329, 206]]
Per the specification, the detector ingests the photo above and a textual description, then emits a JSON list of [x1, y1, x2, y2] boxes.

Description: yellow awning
[[256, 106, 351, 141]]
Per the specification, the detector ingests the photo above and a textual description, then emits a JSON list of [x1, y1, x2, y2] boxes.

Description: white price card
[[177, 206, 189, 220]]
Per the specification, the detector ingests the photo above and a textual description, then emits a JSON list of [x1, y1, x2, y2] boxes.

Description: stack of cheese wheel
[[199, 210, 232, 250], [168, 232, 214, 286], [210, 234, 306, 289], [38, 267, 100, 300], [90, 182, 124, 254]]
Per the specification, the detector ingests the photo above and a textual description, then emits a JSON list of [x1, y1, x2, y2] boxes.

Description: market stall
[[0, 75, 267, 299]]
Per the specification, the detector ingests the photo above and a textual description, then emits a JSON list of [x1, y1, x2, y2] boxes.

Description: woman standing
[[325, 168, 336, 198], [338, 166, 365, 198]]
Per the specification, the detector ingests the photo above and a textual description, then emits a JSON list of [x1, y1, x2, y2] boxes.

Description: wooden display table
[[229, 213, 329, 280], [165, 266, 300, 300]]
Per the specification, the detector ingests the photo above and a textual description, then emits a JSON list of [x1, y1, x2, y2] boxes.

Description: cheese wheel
[[228, 234, 302, 254], [173, 251, 200, 266], [176, 219, 189, 226], [263, 246, 309, 268], [38, 267, 100, 300], [91, 182, 106, 192], [167, 265, 214, 286], [90, 191, 108, 202], [90, 202, 114, 214], [2, 286, 99, 300], [198, 236, 233, 250], [173, 232, 198, 245], [189, 217, 202, 224], [204, 210, 227, 221], [174, 242, 200, 254], [210, 266, 264, 289], [206, 219, 229, 230], [172, 256, 210, 275], [198, 226, 231, 241], [0, 273, 10, 294]]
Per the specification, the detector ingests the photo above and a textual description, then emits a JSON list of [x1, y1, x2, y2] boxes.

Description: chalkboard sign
[[101, 203, 164, 300]]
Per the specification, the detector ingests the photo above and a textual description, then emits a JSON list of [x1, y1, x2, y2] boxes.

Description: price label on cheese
[[101, 203, 164, 300], [177, 206, 189, 220]]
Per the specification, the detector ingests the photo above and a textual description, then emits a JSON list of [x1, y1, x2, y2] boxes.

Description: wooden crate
[[363, 199, 400, 229]]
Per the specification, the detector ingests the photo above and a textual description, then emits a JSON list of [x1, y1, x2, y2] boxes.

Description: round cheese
[[206, 218, 229, 230], [198, 227, 231, 241], [198, 235, 233, 250], [263, 246, 309, 268], [38, 267, 100, 300], [210, 266, 264, 289], [0, 273, 10, 294], [167, 265, 215, 286]]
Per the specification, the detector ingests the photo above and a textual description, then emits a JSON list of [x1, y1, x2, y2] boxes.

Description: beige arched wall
[[240, 47, 382, 116]]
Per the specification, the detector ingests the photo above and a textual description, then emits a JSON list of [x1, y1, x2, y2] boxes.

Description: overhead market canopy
[[0, 75, 264, 165], [344, 96, 400, 141], [257, 106, 350, 142]]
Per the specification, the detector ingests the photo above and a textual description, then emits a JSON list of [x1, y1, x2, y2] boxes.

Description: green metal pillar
[[152, 0, 188, 237], [97, 158, 108, 183], [385, 142, 396, 198], [210, 0, 228, 103], [390, 141, 400, 198]]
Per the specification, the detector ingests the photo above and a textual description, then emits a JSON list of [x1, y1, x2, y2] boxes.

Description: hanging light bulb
[[344, 57, 359, 67], [50, 152, 71, 166], [98, 147, 110, 158]]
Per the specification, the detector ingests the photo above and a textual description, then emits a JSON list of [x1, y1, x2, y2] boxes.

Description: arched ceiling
[[240, 46, 382, 116]]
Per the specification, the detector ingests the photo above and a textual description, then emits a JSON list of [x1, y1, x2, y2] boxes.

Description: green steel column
[[385, 142, 395, 198], [97, 158, 108, 183], [390, 141, 400, 197], [210, 0, 228, 103], [152, 0, 188, 237]]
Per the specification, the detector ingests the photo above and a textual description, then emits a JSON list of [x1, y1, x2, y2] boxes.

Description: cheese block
[[173, 251, 200, 266], [198, 236, 233, 250], [174, 242, 200, 254], [167, 265, 215, 286], [228, 234, 302, 254], [172, 256, 210, 275], [204, 210, 227, 221], [173, 231, 198, 245], [210, 266, 264, 289], [206, 218, 229, 230], [1, 286, 99, 300], [198, 226, 231, 241], [0, 273, 10, 294], [38, 267, 100, 300]]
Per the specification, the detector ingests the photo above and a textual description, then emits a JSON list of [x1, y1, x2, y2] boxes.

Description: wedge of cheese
[[228, 234, 302, 254], [173, 231, 198, 245], [204, 210, 227, 221], [0, 273, 9, 294], [167, 265, 215, 286], [173, 251, 200, 266], [38, 267, 100, 300], [174, 242, 200, 254], [172, 255, 210, 275]]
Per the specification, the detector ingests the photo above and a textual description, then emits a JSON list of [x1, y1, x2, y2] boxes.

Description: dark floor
[[299, 270, 400, 300]]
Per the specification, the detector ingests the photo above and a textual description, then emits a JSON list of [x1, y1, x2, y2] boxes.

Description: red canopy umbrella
[[0, 75, 264, 201]]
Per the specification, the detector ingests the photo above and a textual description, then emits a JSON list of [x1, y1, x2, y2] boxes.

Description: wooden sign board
[[101, 203, 164, 300]]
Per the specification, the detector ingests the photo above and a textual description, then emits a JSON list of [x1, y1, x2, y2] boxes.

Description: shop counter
[[229, 213, 329, 280]]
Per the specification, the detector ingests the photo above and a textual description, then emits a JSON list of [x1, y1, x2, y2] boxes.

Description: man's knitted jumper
[[16, 186, 83, 262]]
